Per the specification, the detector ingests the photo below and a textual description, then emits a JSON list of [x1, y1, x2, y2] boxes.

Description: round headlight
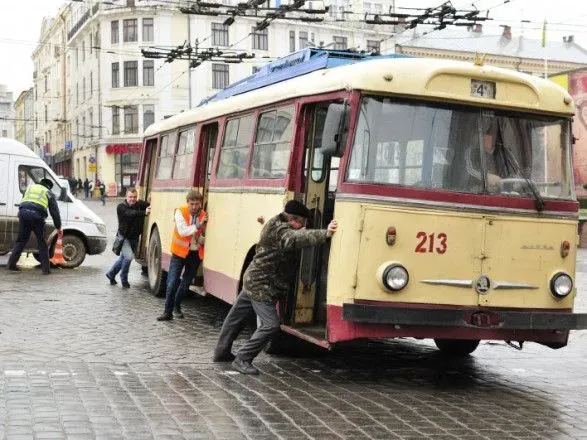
[[550, 273, 573, 298], [382, 265, 409, 291]]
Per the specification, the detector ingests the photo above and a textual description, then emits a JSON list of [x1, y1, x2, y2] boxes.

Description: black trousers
[[8, 209, 50, 273], [214, 291, 281, 362]]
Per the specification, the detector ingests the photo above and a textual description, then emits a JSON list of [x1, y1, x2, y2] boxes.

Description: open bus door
[[137, 137, 159, 263], [287, 102, 345, 333], [197, 123, 219, 208]]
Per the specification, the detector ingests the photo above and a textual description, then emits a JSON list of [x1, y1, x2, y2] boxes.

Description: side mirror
[[320, 101, 349, 157]]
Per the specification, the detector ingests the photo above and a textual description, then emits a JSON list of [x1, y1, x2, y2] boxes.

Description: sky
[[1, 0, 587, 99]]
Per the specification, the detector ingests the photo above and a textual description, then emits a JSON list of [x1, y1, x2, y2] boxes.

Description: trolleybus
[[137, 49, 587, 355]]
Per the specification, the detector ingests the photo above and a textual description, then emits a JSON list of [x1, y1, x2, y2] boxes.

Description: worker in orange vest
[[157, 190, 207, 321]]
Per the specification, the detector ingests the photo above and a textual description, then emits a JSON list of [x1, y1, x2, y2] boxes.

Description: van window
[[18, 165, 60, 198]]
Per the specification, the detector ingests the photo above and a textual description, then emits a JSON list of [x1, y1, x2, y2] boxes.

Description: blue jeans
[[106, 236, 137, 283], [164, 251, 201, 315]]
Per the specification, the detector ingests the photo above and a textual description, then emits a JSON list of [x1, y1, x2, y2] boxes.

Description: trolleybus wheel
[[434, 339, 480, 356], [147, 228, 166, 297]]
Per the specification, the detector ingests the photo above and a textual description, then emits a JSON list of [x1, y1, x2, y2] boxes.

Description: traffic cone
[[50, 230, 66, 266]]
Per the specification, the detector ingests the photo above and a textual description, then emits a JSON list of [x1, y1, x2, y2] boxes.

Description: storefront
[[106, 143, 143, 195], [53, 149, 73, 177]]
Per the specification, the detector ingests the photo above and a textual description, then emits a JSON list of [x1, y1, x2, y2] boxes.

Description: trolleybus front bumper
[[342, 303, 587, 330]]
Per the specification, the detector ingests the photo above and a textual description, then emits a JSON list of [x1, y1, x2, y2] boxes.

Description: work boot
[[231, 357, 260, 375], [174, 306, 184, 319], [121, 281, 130, 289], [213, 352, 236, 363], [106, 273, 117, 285], [156, 313, 173, 321]]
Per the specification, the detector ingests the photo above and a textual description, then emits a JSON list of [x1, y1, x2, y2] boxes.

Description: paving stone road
[[1, 199, 586, 440]]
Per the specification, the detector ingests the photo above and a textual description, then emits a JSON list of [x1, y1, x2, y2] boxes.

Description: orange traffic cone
[[50, 230, 66, 266]]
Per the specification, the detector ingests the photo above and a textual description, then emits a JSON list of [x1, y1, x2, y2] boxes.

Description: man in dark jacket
[[105, 188, 150, 288], [7, 178, 62, 274], [213, 200, 338, 374]]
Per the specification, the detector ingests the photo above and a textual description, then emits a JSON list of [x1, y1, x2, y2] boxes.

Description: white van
[[0, 138, 107, 268]]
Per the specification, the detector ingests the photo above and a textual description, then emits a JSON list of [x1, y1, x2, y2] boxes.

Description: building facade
[[0, 85, 15, 139], [32, 0, 393, 194], [13, 88, 35, 152]]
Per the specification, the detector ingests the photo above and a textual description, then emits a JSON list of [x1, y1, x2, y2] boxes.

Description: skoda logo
[[475, 276, 491, 294]]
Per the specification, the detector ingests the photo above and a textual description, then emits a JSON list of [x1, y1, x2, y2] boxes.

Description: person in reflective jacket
[[7, 178, 62, 274], [213, 200, 338, 375]]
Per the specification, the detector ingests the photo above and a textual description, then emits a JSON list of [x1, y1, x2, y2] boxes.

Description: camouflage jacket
[[243, 213, 329, 303]]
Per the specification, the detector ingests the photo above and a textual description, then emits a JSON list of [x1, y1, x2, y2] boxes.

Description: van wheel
[[58, 235, 86, 268], [147, 228, 166, 297], [434, 339, 480, 356]]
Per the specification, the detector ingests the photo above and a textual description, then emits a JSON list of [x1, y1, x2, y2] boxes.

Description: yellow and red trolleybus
[[137, 49, 587, 355]]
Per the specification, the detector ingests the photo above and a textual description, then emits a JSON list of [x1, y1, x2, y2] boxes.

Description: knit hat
[[284, 200, 310, 219], [40, 178, 54, 190]]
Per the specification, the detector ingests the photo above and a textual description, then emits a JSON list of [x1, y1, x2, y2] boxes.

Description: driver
[[464, 118, 508, 192]]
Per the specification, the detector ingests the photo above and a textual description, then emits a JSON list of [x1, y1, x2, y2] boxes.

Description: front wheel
[[147, 228, 166, 297], [59, 235, 86, 268], [434, 339, 480, 356]]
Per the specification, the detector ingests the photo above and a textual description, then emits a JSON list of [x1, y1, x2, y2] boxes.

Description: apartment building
[[13, 88, 35, 152], [32, 0, 393, 194], [0, 85, 15, 139]]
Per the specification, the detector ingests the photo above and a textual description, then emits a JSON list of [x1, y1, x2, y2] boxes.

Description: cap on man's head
[[40, 178, 53, 190], [284, 200, 310, 219]]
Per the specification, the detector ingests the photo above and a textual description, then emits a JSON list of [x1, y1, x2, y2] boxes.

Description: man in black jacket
[[105, 188, 150, 288], [7, 178, 62, 274]]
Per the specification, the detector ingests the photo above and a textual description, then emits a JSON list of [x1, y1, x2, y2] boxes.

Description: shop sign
[[88, 163, 97, 172], [106, 143, 142, 155]]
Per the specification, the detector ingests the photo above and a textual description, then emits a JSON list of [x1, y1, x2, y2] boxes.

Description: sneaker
[[156, 314, 173, 321], [121, 281, 130, 289], [231, 357, 260, 375], [106, 274, 117, 285], [174, 306, 184, 319], [213, 352, 236, 363]]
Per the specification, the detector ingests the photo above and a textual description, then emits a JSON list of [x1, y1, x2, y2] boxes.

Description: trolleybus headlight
[[550, 273, 573, 298], [382, 265, 409, 291]]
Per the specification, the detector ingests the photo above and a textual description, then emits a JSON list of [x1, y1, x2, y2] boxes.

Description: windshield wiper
[[501, 147, 545, 212]]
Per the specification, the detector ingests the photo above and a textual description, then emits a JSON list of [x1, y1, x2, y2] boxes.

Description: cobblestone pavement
[[1, 199, 586, 440]]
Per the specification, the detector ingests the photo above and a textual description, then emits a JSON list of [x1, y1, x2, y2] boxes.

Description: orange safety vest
[[170, 205, 206, 259]]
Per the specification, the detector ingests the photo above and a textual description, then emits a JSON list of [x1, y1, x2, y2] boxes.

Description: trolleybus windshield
[[347, 96, 574, 201]]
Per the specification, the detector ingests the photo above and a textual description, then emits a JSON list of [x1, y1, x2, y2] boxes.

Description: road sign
[[88, 155, 96, 164], [64, 141, 72, 151]]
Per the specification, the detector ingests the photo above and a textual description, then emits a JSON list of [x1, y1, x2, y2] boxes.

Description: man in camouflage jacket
[[213, 200, 338, 375]]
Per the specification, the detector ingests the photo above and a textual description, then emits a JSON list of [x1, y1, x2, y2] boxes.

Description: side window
[[173, 127, 196, 180], [217, 115, 253, 179], [251, 105, 294, 178], [17, 165, 59, 197], [155, 133, 176, 180]]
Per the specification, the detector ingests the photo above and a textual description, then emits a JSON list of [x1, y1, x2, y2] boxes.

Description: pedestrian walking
[[83, 178, 90, 198], [213, 200, 337, 374], [88, 180, 94, 198], [7, 178, 62, 275], [77, 178, 83, 196], [157, 190, 207, 321], [98, 181, 106, 205], [105, 188, 150, 288]]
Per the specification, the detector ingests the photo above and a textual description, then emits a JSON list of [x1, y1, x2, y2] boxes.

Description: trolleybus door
[[290, 103, 335, 326], [197, 123, 219, 208], [137, 137, 159, 261]]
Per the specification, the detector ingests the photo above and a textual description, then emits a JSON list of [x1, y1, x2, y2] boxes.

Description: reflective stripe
[[22, 184, 49, 209]]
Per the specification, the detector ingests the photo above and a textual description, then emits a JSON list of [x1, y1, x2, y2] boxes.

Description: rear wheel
[[147, 228, 166, 297], [434, 339, 480, 356]]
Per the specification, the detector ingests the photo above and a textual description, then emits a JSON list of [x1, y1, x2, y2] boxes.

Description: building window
[[289, 30, 295, 52], [111, 20, 119, 44], [366, 39, 380, 53], [76, 118, 79, 146], [333, 36, 348, 50], [124, 61, 138, 87], [89, 109, 93, 140], [211, 23, 229, 47], [143, 104, 154, 130], [143, 60, 154, 86], [111, 62, 119, 88], [217, 115, 253, 179], [212, 63, 229, 89], [44, 75, 48, 92], [82, 41, 85, 61], [124, 105, 138, 133], [252, 26, 268, 50], [82, 116, 86, 142], [123, 19, 138, 43], [89, 34, 93, 54], [142, 18, 154, 42], [299, 31, 308, 49], [112, 106, 120, 135], [76, 83, 79, 105], [82, 77, 86, 102], [90, 72, 93, 96], [44, 105, 48, 123]]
